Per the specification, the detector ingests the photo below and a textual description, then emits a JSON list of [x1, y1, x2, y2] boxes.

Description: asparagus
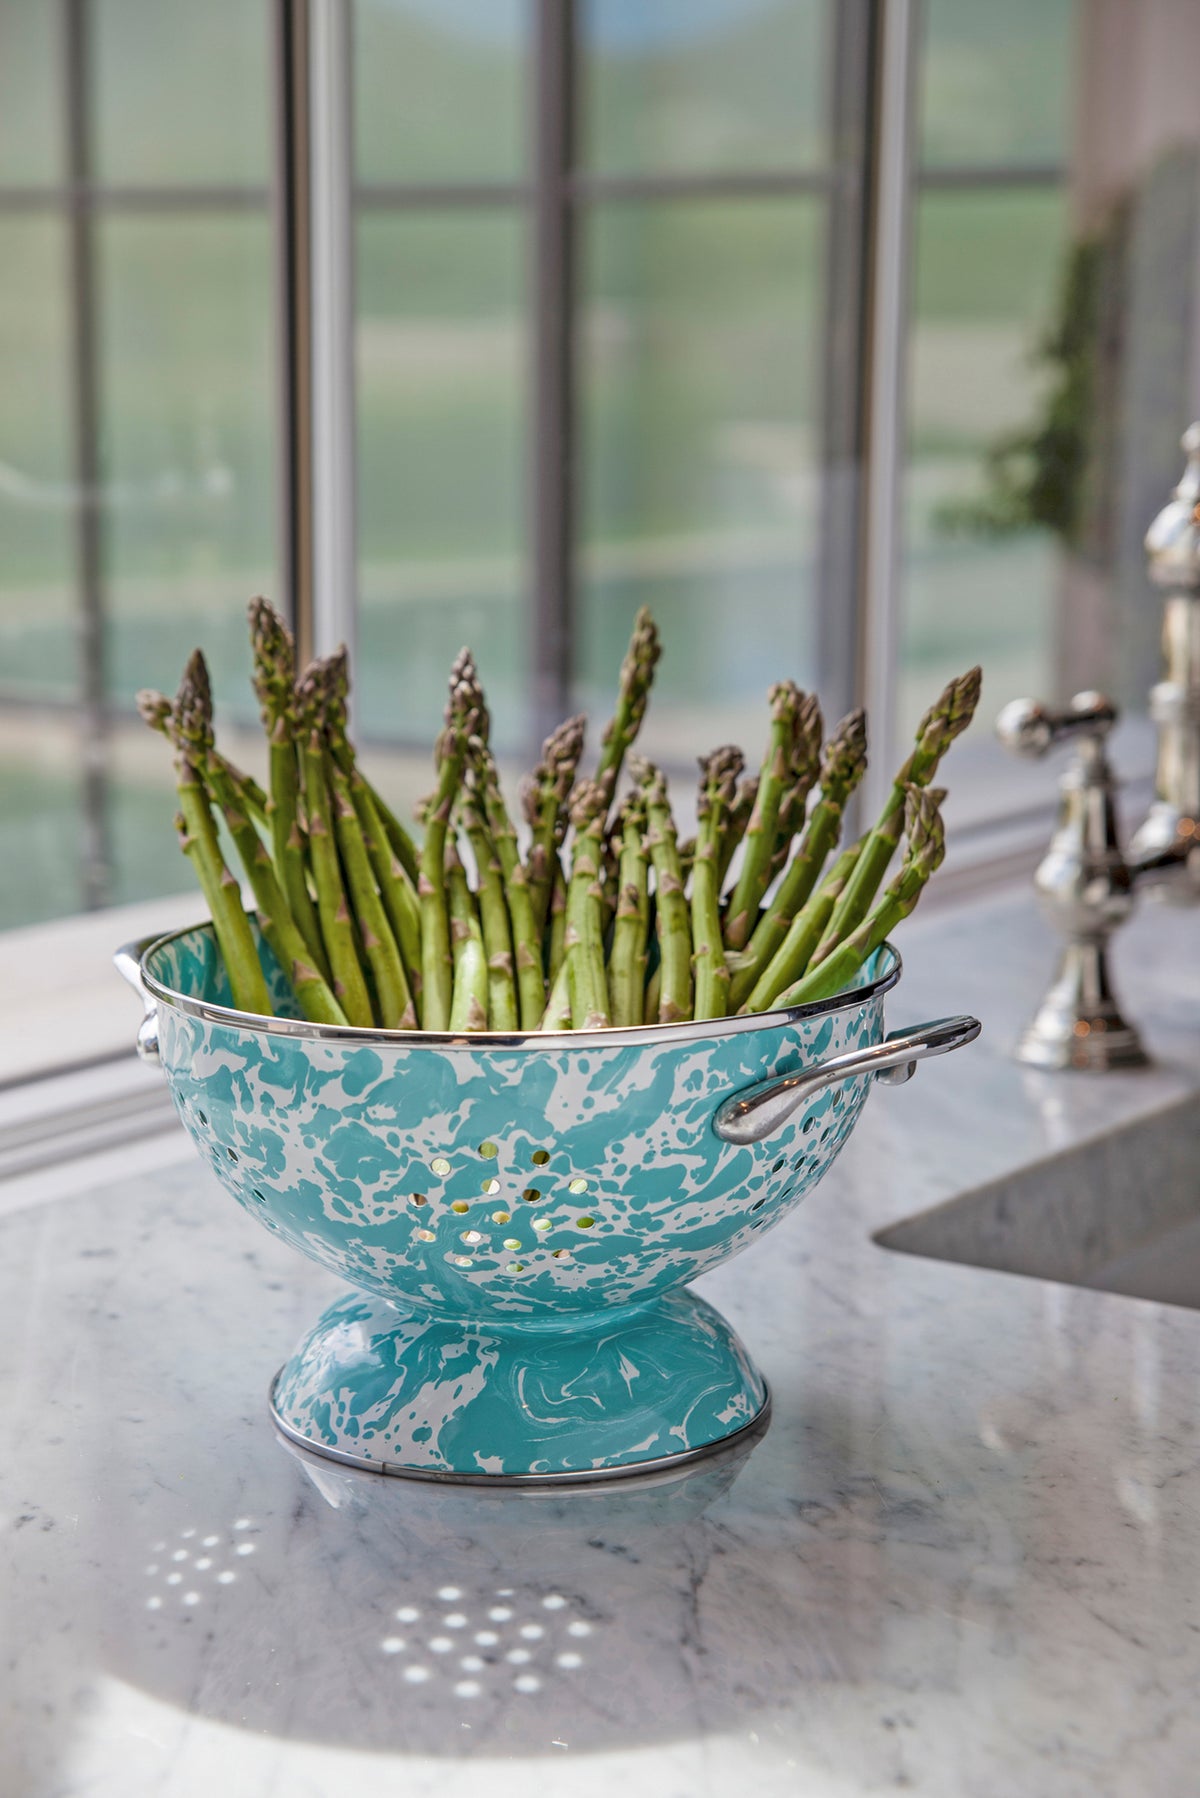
[[416, 650, 484, 1031], [727, 709, 867, 1012], [247, 598, 331, 985], [724, 682, 805, 951], [156, 668, 273, 1018], [608, 789, 650, 1027], [470, 744, 542, 1030], [461, 780, 518, 1033], [774, 787, 946, 1007], [766, 691, 824, 878], [295, 665, 374, 1027], [632, 756, 692, 1025], [316, 647, 423, 1008], [546, 859, 567, 985], [594, 605, 662, 811], [139, 686, 269, 833], [691, 745, 745, 1021], [521, 713, 586, 942], [739, 841, 862, 1015], [324, 645, 421, 887], [331, 762, 415, 1028], [446, 840, 489, 1032], [716, 777, 758, 891], [643, 962, 662, 1026], [563, 780, 611, 1030], [816, 666, 980, 959]]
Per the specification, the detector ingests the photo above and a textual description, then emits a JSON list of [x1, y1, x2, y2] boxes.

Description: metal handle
[[995, 690, 1117, 760], [712, 1015, 981, 1146], [113, 937, 162, 1066]]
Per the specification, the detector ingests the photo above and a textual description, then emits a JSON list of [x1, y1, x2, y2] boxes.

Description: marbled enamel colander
[[117, 923, 978, 1484]]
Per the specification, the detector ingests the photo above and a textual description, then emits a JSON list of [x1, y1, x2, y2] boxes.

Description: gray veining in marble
[[4, 888, 1200, 1797]]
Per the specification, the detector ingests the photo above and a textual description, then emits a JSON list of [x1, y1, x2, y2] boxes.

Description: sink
[[875, 1093, 1200, 1311]]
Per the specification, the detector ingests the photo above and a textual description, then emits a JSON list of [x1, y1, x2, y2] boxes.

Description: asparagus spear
[[643, 962, 662, 1026], [691, 745, 745, 1021], [470, 744, 542, 1029], [546, 859, 567, 985], [608, 789, 650, 1027], [139, 686, 269, 832], [315, 647, 423, 1008], [716, 777, 758, 892], [446, 839, 488, 1032], [324, 645, 421, 887], [461, 781, 518, 1033], [724, 682, 805, 951], [563, 779, 611, 1030], [416, 649, 485, 1031], [815, 666, 980, 959], [331, 762, 415, 1029], [295, 663, 374, 1027], [148, 669, 273, 1018], [521, 713, 586, 942], [765, 691, 824, 882], [774, 787, 946, 1007], [739, 841, 862, 1015], [174, 653, 349, 1026], [632, 755, 692, 1024], [594, 605, 662, 811], [727, 709, 867, 1011], [247, 598, 331, 985]]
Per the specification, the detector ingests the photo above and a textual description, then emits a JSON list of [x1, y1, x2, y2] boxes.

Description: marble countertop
[[5, 888, 1200, 1798]]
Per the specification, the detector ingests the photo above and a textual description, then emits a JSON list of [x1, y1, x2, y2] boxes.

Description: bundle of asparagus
[[137, 599, 980, 1032]]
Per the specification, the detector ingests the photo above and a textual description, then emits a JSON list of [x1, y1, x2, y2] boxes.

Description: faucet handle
[[995, 691, 1117, 759]]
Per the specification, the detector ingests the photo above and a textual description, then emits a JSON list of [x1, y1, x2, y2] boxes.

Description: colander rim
[[139, 921, 901, 1050]]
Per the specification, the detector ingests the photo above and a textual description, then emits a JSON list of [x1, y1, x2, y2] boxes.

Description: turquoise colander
[[117, 923, 978, 1483]]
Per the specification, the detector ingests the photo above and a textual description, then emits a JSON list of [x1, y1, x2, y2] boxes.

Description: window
[[3, 0, 1199, 944]]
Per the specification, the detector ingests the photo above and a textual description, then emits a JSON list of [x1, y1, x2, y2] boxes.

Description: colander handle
[[712, 1014, 981, 1146], [113, 937, 162, 1066]]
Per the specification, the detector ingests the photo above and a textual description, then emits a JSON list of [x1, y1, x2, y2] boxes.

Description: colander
[[117, 922, 978, 1484]]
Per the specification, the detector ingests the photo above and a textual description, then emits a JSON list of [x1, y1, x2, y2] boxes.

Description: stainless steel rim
[[140, 922, 901, 1051], [268, 1373, 772, 1486]]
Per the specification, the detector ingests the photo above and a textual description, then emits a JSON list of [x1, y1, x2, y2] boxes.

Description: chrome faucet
[[996, 425, 1200, 1069]]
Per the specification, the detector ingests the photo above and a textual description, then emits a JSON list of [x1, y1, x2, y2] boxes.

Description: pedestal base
[[270, 1287, 770, 1484]]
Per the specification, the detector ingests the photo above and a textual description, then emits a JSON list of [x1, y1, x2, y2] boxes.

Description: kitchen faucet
[[996, 425, 1200, 1069]]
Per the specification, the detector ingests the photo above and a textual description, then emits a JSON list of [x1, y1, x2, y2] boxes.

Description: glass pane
[[577, 199, 823, 764], [921, 0, 1073, 170], [0, 0, 61, 185], [355, 0, 527, 185], [93, 0, 269, 186], [899, 187, 1068, 827], [0, 722, 84, 930], [0, 218, 76, 703], [98, 215, 277, 722], [581, 0, 828, 176], [356, 212, 527, 754]]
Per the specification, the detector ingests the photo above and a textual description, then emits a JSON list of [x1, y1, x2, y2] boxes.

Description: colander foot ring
[[268, 1286, 770, 1484]]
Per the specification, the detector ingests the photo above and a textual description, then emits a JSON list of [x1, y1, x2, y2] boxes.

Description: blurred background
[[2, 0, 1199, 933]]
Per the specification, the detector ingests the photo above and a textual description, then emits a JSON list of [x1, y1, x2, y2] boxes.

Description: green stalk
[[173, 757, 273, 1017], [416, 649, 484, 1030], [348, 763, 422, 1016], [727, 708, 867, 1012], [724, 681, 805, 951], [817, 666, 980, 959], [546, 859, 567, 984], [739, 842, 861, 1015], [774, 788, 946, 1007], [522, 713, 586, 941], [608, 790, 650, 1027], [331, 763, 415, 1028], [470, 744, 543, 1028], [632, 755, 691, 1024], [716, 777, 758, 891], [691, 745, 744, 1021], [247, 599, 330, 985], [563, 780, 611, 1030], [540, 959, 571, 1031], [643, 962, 662, 1026], [446, 841, 488, 1032], [295, 668, 373, 1026], [322, 645, 420, 885], [462, 786, 518, 1033], [594, 605, 662, 810]]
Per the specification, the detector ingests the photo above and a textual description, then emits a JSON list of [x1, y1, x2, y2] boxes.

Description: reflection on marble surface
[[5, 891, 1200, 1795]]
